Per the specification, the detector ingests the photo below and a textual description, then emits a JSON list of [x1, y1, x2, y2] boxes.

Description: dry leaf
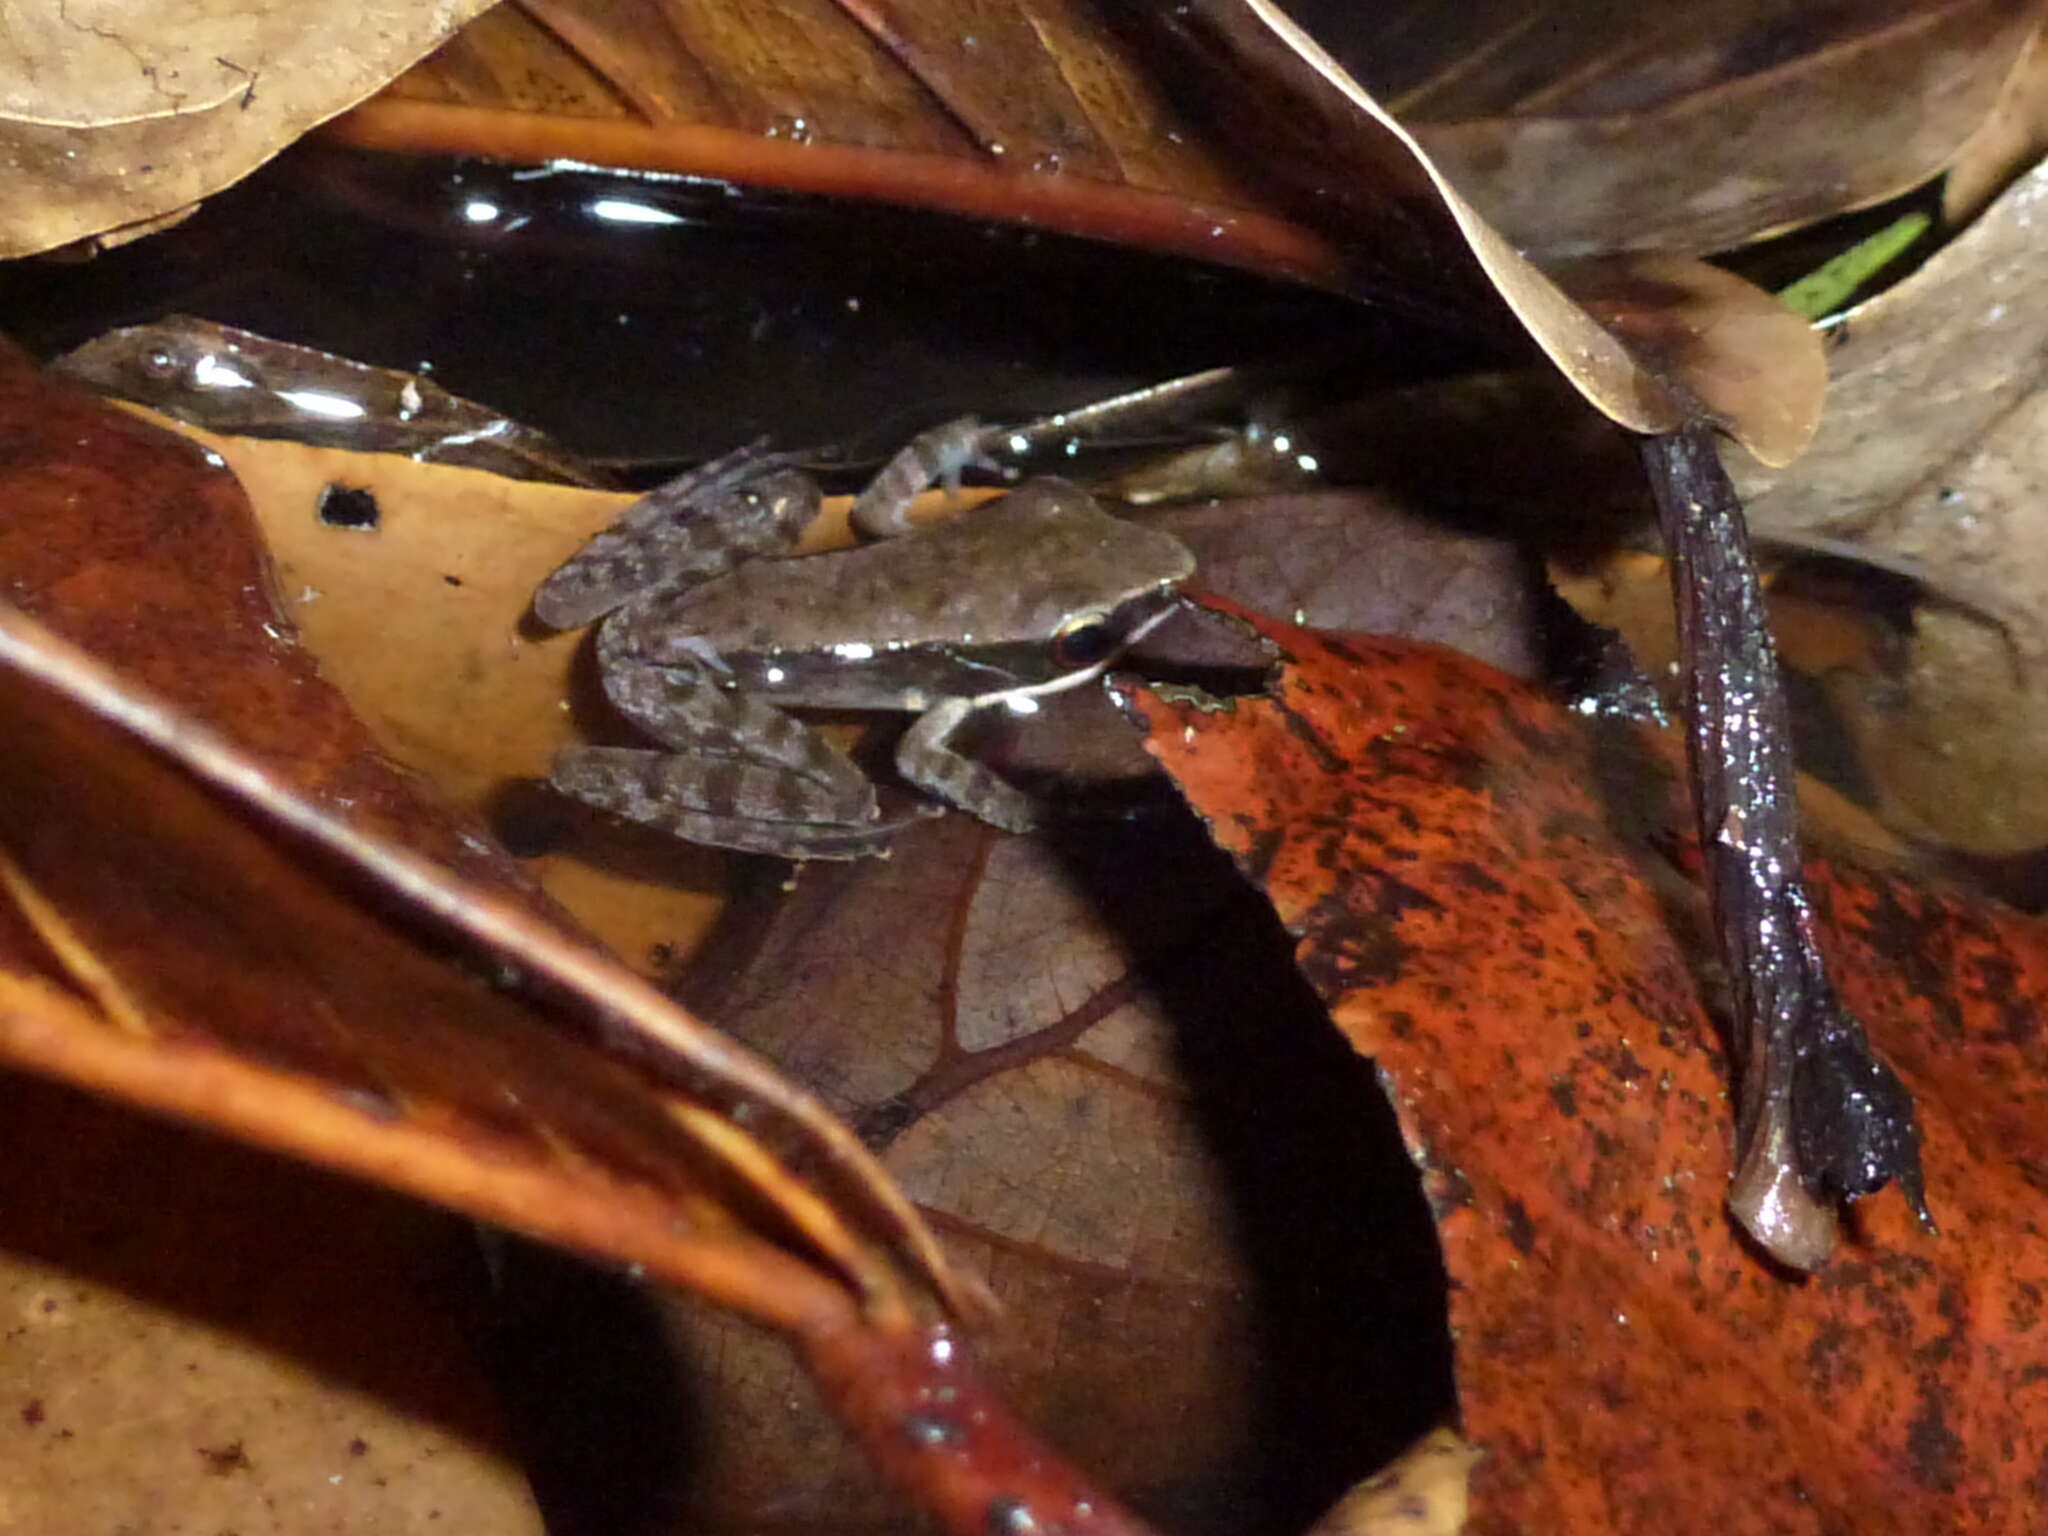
[[0, 0, 497, 258], [1732, 157, 2048, 852]]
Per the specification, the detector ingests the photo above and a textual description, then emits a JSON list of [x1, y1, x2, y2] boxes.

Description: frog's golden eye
[[1052, 610, 1119, 669]]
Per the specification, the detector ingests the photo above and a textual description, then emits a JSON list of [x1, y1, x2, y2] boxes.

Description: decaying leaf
[[1306, 1427, 1477, 1536], [574, 492, 1539, 1531], [0, 0, 497, 258], [668, 810, 1449, 1531], [0, 351, 1215, 1536], [1121, 608, 2048, 1534], [1736, 156, 2048, 564], [1943, 21, 2048, 222], [0, 340, 979, 1312], [52, 315, 613, 486], [0, 601, 939, 1330]]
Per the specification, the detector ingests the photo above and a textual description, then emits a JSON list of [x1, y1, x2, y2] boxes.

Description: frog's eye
[[1052, 611, 1120, 669], [140, 347, 179, 379]]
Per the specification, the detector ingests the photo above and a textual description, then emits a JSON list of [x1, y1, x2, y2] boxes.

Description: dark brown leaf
[[1331, 0, 2043, 256]]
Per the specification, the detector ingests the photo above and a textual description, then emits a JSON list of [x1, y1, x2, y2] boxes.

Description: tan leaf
[[0, 0, 497, 257], [1733, 156, 2048, 852], [0, 1074, 543, 1534], [0, 341, 965, 1327]]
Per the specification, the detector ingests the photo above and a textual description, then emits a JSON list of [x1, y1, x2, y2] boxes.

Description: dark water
[[3, 143, 1481, 474]]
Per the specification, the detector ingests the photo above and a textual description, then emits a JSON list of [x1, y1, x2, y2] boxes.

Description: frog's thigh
[[555, 744, 879, 831], [895, 698, 1038, 833], [601, 653, 866, 792]]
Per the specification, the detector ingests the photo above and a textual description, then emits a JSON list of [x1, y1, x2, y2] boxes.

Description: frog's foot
[[535, 453, 817, 631], [553, 746, 932, 859], [848, 416, 1004, 540], [895, 696, 1040, 834]]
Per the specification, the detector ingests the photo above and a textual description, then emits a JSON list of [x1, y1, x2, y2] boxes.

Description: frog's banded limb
[[848, 417, 1003, 540], [553, 747, 937, 859], [894, 596, 1185, 832], [895, 698, 1039, 834], [534, 451, 817, 631]]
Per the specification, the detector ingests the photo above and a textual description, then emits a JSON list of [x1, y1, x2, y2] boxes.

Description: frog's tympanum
[[533, 428, 1195, 859]]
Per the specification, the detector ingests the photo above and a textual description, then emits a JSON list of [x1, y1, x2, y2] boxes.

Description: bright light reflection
[[589, 197, 686, 226], [191, 354, 254, 390], [462, 199, 500, 223], [276, 389, 366, 421]]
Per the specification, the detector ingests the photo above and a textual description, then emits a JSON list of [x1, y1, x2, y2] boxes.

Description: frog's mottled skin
[[535, 446, 1193, 859]]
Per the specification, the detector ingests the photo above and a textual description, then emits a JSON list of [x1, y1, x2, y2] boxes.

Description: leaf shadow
[[1041, 810, 1456, 1535]]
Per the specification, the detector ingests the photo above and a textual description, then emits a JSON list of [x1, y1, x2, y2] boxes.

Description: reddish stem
[[800, 1316, 1166, 1536]]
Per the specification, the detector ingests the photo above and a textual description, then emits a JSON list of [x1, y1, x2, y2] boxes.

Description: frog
[[532, 430, 1196, 859]]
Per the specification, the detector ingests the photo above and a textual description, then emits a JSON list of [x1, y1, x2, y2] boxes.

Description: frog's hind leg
[[848, 417, 1003, 540], [601, 623, 871, 784], [553, 748, 933, 859], [893, 696, 1039, 833], [535, 456, 817, 630]]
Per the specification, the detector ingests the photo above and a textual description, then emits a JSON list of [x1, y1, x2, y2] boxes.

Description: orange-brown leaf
[[1121, 605, 2048, 1535]]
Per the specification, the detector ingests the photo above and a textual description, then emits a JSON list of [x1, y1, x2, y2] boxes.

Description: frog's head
[[946, 478, 1194, 691]]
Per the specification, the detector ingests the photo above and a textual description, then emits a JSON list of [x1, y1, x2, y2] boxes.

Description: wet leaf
[[0, 353, 1201, 1536], [0, 0, 496, 258], [579, 496, 1536, 1531], [52, 316, 614, 486], [1306, 1428, 1477, 1536], [1121, 607, 2048, 1535], [663, 811, 1451, 1533]]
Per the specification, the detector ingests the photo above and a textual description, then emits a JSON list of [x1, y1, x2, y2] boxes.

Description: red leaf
[[1119, 603, 2048, 1535]]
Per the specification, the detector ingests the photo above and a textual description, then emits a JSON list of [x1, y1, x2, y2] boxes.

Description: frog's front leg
[[555, 628, 910, 858], [894, 697, 1040, 834]]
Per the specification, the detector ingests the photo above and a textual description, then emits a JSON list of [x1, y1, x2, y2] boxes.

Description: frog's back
[[655, 479, 1191, 657]]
